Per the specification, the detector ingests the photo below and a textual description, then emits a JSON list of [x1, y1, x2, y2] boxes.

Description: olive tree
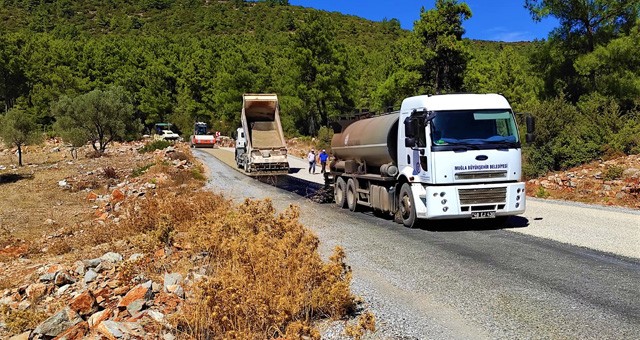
[[0, 106, 42, 166], [52, 87, 141, 153]]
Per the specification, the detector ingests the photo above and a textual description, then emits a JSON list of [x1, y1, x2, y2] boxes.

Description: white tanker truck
[[330, 93, 535, 228]]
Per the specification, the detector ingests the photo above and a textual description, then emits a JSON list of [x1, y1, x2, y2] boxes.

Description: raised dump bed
[[235, 94, 289, 175]]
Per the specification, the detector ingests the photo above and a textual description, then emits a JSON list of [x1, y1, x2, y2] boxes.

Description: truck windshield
[[430, 109, 519, 146]]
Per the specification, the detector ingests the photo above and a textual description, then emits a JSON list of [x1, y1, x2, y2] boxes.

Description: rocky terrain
[[0, 141, 205, 339], [526, 154, 640, 209]]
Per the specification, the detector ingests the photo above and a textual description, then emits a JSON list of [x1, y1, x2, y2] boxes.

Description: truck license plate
[[471, 211, 496, 219]]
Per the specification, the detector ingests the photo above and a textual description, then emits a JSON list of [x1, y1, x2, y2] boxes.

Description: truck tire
[[346, 178, 358, 212], [399, 183, 416, 228], [335, 177, 347, 208]]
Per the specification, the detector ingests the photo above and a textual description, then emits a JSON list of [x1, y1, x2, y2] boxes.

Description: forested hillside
[[1, 0, 639, 177]]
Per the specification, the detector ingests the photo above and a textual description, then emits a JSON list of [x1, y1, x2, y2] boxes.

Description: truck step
[[357, 200, 371, 207]]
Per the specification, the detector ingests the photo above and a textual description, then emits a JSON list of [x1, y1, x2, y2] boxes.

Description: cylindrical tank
[[331, 114, 399, 167]]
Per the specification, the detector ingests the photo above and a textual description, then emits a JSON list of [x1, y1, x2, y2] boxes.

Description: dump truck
[[330, 93, 534, 228], [235, 94, 289, 175], [190, 122, 216, 148]]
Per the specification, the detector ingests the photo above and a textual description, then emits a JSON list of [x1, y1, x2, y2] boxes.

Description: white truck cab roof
[[401, 93, 511, 112]]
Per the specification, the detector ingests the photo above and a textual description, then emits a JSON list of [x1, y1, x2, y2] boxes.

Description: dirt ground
[[0, 141, 151, 249], [0, 140, 162, 293]]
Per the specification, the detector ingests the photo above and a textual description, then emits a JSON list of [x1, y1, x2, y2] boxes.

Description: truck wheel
[[335, 177, 347, 208], [346, 178, 358, 212], [399, 183, 416, 228]]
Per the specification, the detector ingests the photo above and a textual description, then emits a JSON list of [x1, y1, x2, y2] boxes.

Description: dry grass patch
[[0, 305, 48, 334], [174, 199, 354, 339], [110, 190, 357, 339]]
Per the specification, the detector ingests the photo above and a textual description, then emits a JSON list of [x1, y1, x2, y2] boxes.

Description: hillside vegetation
[[1, 0, 639, 177]]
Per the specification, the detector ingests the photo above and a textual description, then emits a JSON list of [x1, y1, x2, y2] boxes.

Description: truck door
[[404, 112, 431, 181]]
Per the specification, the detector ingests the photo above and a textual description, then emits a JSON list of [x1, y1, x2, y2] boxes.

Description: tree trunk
[[17, 144, 23, 166], [320, 100, 328, 127]]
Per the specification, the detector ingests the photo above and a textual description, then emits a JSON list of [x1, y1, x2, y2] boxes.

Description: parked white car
[[157, 130, 180, 141]]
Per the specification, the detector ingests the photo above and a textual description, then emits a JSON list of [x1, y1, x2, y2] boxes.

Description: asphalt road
[[195, 148, 640, 339]]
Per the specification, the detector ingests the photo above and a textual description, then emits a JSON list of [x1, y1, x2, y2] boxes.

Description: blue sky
[[288, 0, 559, 42]]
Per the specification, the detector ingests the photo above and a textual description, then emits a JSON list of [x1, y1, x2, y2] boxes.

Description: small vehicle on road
[[157, 129, 180, 141], [153, 123, 181, 142]]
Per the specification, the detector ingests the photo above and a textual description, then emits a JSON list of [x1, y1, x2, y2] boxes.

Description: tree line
[[1, 0, 639, 176]]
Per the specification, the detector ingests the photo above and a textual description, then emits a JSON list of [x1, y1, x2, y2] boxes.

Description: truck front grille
[[455, 170, 507, 180], [458, 187, 506, 205]]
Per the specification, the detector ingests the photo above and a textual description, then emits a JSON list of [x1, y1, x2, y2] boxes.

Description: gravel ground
[[195, 149, 640, 340], [517, 197, 640, 259]]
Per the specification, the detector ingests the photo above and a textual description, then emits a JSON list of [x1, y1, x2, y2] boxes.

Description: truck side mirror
[[525, 115, 535, 143], [405, 137, 416, 148], [404, 117, 416, 138]]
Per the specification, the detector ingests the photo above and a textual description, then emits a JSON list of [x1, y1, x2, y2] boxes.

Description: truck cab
[[398, 94, 526, 224], [235, 127, 247, 167]]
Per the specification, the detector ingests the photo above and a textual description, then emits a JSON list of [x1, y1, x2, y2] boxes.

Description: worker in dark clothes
[[319, 149, 329, 174]]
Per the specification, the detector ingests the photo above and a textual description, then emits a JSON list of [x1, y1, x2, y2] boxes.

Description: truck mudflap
[[414, 182, 526, 220]]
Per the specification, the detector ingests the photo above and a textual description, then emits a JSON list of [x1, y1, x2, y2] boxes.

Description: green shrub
[[524, 96, 613, 175], [191, 168, 206, 181], [139, 140, 171, 153], [131, 163, 155, 177], [609, 114, 640, 155], [316, 126, 334, 151], [603, 165, 625, 181], [535, 186, 550, 198]]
